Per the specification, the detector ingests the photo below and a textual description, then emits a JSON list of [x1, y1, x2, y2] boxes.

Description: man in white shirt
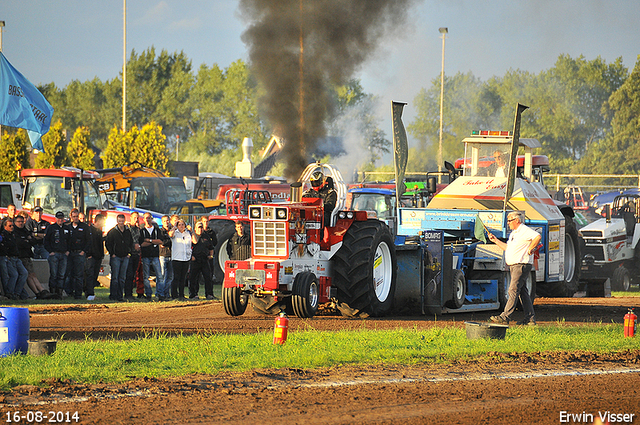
[[487, 211, 541, 325]]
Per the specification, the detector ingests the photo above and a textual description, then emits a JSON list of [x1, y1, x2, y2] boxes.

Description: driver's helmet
[[310, 171, 325, 188]]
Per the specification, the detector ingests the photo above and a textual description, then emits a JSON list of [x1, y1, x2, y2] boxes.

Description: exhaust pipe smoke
[[239, 0, 416, 181]]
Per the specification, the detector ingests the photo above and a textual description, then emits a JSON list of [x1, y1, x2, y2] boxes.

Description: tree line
[[1, 49, 638, 184], [408, 54, 640, 181]]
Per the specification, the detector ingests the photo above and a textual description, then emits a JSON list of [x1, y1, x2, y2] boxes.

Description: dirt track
[[2, 296, 640, 424]]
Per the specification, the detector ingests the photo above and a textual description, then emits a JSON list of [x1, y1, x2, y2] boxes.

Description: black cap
[[34, 206, 43, 212], [55, 211, 65, 218]]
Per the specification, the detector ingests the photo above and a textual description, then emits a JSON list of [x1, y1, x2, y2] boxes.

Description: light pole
[[438, 27, 448, 181], [122, 0, 127, 132]]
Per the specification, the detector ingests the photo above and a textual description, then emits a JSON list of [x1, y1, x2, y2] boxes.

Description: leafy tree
[[126, 48, 192, 130], [182, 60, 268, 172], [181, 63, 226, 157], [408, 56, 627, 174], [0, 129, 30, 181], [222, 60, 267, 151], [155, 65, 194, 151], [35, 121, 66, 169], [408, 72, 487, 171], [514, 56, 625, 165], [66, 126, 95, 169], [102, 126, 132, 168], [575, 55, 640, 178], [132, 122, 169, 173]]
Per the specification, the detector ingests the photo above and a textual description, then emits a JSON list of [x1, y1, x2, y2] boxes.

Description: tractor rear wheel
[[537, 215, 581, 297], [612, 266, 631, 292], [210, 220, 235, 284], [291, 272, 319, 318], [332, 220, 397, 317], [222, 286, 248, 316]]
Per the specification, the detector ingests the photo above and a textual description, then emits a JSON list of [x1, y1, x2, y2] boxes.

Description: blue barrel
[[0, 307, 30, 357]]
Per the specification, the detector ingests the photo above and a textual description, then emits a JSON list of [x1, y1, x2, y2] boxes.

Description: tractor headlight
[[346, 211, 354, 219], [338, 211, 346, 219], [250, 207, 261, 219], [276, 207, 287, 219]]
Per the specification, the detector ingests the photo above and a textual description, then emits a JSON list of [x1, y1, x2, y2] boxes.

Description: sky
[[2, 0, 640, 148]]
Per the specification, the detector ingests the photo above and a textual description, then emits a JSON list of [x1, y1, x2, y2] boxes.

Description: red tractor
[[222, 163, 397, 318]]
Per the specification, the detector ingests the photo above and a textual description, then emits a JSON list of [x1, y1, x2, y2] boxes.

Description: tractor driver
[[491, 150, 507, 177], [303, 171, 337, 226]]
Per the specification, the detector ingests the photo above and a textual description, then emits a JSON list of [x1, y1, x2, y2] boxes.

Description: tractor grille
[[580, 230, 603, 238], [584, 245, 605, 261], [253, 221, 288, 257]]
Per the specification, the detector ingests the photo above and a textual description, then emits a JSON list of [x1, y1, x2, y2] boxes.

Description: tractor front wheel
[[445, 270, 466, 309], [222, 286, 248, 316], [291, 272, 319, 318], [612, 266, 631, 292]]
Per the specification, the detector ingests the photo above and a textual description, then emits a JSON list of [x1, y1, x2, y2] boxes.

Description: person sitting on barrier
[[488, 211, 540, 326], [14, 213, 57, 299], [302, 171, 337, 226], [1, 218, 29, 300]]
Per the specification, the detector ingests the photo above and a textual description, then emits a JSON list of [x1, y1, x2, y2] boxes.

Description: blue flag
[[0, 52, 54, 152]]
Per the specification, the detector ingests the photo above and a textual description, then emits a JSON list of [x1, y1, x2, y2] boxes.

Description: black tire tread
[[331, 220, 396, 317], [223, 286, 248, 316], [210, 219, 236, 284], [291, 272, 319, 318], [612, 266, 630, 291], [445, 269, 465, 309]]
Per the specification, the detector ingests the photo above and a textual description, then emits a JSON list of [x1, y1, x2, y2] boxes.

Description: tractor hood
[[427, 176, 563, 221], [579, 218, 627, 239]]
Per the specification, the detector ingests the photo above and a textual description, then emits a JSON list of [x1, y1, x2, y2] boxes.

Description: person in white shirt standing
[[487, 211, 541, 325], [168, 220, 192, 300]]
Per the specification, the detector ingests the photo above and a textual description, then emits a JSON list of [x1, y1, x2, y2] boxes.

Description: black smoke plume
[[240, 0, 416, 181]]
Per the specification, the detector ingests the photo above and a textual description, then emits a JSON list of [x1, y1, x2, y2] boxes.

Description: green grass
[[612, 284, 640, 297], [0, 324, 638, 390]]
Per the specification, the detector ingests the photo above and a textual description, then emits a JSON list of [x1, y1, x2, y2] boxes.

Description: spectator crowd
[[0, 204, 251, 302]]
